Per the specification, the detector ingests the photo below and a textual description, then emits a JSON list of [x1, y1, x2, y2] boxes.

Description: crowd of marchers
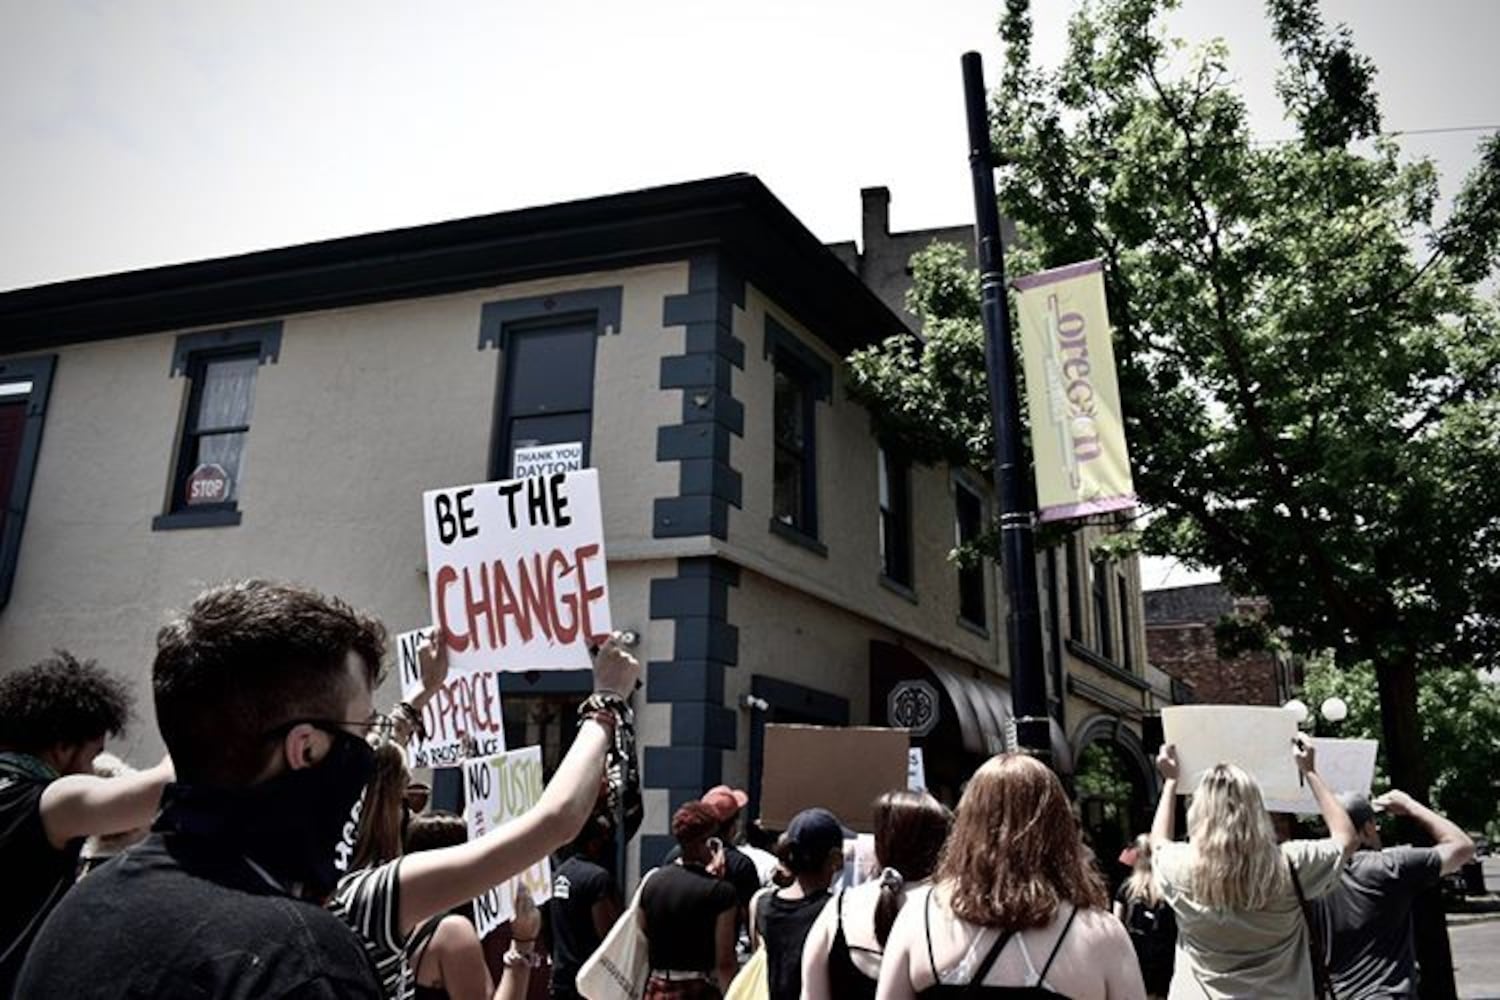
[[0, 578, 1475, 1000]]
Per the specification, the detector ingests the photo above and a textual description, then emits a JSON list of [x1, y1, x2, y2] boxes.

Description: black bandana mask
[[155, 727, 377, 900]]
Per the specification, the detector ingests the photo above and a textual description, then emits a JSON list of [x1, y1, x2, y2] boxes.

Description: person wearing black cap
[[749, 807, 844, 1000], [1315, 789, 1474, 999]]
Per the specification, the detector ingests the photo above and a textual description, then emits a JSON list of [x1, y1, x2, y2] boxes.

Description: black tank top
[[917, 892, 1078, 998], [755, 888, 831, 1000], [826, 889, 880, 1000]]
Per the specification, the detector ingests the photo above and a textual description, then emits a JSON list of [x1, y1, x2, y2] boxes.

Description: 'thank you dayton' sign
[[424, 470, 612, 675]]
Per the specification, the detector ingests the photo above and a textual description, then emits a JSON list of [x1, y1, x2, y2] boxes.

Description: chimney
[[860, 186, 890, 256]]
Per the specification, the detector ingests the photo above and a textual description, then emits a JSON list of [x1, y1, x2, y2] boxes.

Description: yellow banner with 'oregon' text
[[1013, 260, 1135, 523]]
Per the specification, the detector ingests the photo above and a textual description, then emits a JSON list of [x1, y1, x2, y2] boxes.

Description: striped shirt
[[331, 860, 413, 1000]]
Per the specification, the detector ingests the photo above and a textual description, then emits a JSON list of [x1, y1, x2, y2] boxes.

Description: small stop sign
[[186, 463, 230, 506]]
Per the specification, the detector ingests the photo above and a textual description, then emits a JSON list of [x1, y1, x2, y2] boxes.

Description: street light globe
[[1283, 698, 1310, 724], [1321, 697, 1349, 723]]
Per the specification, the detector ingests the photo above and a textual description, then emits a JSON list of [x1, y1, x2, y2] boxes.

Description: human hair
[[873, 790, 952, 945], [352, 743, 410, 869], [936, 753, 1106, 929], [0, 651, 132, 754], [672, 802, 719, 846], [1122, 834, 1160, 907], [1187, 763, 1288, 910], [406, 811, 469, 854], [153, 579, 387, 786]]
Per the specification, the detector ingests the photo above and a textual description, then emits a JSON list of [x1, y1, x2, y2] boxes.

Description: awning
[[927, 662, 1013, 757]]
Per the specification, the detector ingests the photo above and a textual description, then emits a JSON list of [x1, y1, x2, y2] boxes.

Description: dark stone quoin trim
[[640, 556, 740, 868], [654, 254, 745, 540]]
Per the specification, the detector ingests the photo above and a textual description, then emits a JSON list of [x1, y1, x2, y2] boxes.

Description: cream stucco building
[[0, 175, 1176, 873]]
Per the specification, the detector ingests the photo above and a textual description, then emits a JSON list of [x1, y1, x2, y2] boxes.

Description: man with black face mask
[[17, 579, 392, 999]]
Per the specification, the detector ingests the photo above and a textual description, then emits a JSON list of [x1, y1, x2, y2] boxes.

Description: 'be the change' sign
[[424, 470, 612, 677]]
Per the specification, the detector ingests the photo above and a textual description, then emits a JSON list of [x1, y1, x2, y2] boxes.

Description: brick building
[[1144, 582, 1298, 705]]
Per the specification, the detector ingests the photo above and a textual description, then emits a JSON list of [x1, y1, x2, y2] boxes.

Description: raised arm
[[39, 755, 173, 850], [392, 628, 449, 748], [1294, 735, 1356, 857], [1148, 744, 1179, 850], [396, 637, 639, 934], [1375, 789, 1475, 875]]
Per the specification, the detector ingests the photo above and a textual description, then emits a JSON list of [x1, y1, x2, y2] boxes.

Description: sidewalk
[[1454, 857, 1500, 998]]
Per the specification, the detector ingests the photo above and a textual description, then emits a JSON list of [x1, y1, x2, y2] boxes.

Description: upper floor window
[[878, 447, 912, 587], [497, 321, 596, 477], [155, 321, 280, 531], [772, 355, 818, 539], [1092, 559, 1114, 661], [1066, 537, 1084, 642], [954, 480, 986, 628], [0, 355, 56, 609], [1118, 573, 1135, 672]]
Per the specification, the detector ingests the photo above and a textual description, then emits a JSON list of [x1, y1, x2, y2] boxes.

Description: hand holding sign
[[591, 631, 641, 698]]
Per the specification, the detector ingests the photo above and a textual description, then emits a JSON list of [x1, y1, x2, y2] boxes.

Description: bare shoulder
[[1068, 906, 1131, 944], [433, 912, 480, 947]]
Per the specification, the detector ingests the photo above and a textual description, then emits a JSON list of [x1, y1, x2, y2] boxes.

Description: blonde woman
[[1149, 736, 1356, 998], [1112, 835, 1174, 999]]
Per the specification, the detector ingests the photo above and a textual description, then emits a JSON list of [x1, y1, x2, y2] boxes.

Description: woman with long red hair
[[877, 753, 1144, 999]]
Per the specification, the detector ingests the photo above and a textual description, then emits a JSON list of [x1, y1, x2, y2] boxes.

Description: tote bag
[[722, 946, 768, 1000], [577, 868, 656, 1000]]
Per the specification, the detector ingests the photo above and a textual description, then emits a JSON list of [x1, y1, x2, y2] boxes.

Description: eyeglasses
[[261, 714, 396, 750]]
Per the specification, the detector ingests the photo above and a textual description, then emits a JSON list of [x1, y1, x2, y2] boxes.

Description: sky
[[3, 0, 1497, 588]]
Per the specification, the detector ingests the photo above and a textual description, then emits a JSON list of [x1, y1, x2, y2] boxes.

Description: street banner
[[463, 747, 550, 937], [424, 469, 611, 677], [395, 628, 507, 769], [1162, 705, 1302, 801], [759, 725, 908, 833], [1263, 738, 1379, 815], [1013, 260, 1136, 522]]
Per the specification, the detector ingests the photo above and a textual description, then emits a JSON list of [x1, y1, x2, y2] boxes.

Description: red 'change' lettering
[[435, 544, 608, 655]]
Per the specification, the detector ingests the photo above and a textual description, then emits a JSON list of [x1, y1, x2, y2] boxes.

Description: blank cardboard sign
[[1162, 706, 1302, 801], [1263, 738, 1379, 815], [758, 725, 909, 833]]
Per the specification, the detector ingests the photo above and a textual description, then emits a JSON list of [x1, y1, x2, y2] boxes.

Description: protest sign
[[1162, 705, 1302, 801], [513, 442, 584, 478], [463, 747, 551, 937], [907, 748, 927, 792], [759, 725, 908, 833], [424, 469, 611, 677], [395, 627, 508, 768], [395, 627, 508, 769], [1263, 738, 1379, 814]]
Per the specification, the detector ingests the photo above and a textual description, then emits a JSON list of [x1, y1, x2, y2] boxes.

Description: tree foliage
[[1299, 657, 1500, 833], [847, 0, 1500, 684]]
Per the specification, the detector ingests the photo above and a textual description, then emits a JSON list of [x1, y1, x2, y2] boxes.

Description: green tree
[[1299, 657, 1500, 834], [848, 0, 1500, 806]]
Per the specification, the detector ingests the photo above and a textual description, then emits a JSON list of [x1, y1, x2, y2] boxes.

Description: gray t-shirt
[[1314, 846, 1442, 999]]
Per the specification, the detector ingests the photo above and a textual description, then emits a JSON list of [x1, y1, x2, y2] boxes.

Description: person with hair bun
[[801, 790, 952, 1000], [639, 801, 738, 998], [878, 754, 1144, 998], [749, 807, 844, 1000]]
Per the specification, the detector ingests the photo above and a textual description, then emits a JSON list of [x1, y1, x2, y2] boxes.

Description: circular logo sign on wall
[[888, 679, 940, 738], [186, 463, 231, 506]]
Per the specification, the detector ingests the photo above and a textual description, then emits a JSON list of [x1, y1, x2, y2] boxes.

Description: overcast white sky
[[3, 0, 1496, 587]]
